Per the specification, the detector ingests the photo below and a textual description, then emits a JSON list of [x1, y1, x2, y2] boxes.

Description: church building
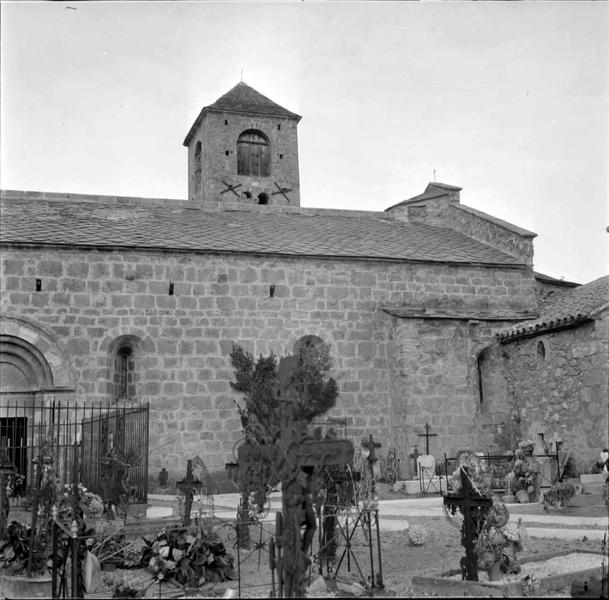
[[1, 82, 605, 490]]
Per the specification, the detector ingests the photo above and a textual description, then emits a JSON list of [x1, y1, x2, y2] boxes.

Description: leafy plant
[[141, 526, 235, 586]]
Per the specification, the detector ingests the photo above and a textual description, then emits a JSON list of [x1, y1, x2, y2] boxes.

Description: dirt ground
[[91, 511, 605, 599]]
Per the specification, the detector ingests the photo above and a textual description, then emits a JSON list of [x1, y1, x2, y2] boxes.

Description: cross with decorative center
[[443, 467, 493, 581]]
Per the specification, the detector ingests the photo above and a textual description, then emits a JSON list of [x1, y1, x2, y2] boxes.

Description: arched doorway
[[0, 335, 55, 492]]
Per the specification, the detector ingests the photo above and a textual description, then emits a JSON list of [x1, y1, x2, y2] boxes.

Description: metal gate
[[81, 402, 149, 504]]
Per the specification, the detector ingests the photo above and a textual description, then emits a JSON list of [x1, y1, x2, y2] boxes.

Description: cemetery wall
[[483, 313, 609, 472], [1, 244, 536, 488]]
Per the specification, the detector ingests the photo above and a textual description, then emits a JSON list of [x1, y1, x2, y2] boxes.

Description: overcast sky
[[1, 1, 607, 284]]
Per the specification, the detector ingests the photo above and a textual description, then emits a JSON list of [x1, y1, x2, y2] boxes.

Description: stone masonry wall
[[387, 200, 535, 265], [482, 315, 609, 472], [1, 245, 536, 488]]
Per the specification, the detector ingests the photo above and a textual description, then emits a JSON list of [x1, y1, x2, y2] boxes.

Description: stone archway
[[0, 317, 76, 489]]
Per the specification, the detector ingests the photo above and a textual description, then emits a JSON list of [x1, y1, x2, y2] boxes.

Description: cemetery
[[0, 343, 607, 599]]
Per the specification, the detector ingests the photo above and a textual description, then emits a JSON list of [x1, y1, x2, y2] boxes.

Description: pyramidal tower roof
[[184, 82, 301, 146]]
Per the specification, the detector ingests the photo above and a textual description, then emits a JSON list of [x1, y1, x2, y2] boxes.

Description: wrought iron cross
[[271, 180, 293, 202], [220, 180, 242, 197], [417, 422, 437, 455], [443, 467, 492, 581], [177, 459, 202, 526]]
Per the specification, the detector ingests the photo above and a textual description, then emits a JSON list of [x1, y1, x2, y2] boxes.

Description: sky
[[1, 1, 607, 284]]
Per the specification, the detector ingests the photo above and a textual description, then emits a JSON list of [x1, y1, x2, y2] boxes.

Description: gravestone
[[237, 356, 354, 598]]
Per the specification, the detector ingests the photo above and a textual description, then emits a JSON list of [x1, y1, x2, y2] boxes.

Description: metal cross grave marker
[[443, 467, 493, 581], [177, 459, 202, 526], [417, 422, 437, 455]]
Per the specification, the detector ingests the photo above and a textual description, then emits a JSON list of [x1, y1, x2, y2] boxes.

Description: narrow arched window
[[237, 130, 270, 177], [194, 141, 202, 196], [114, 346, 134, 401], [537, 341, 546, 361]]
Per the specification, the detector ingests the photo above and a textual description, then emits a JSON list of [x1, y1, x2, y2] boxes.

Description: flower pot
[[516, 489, 530, 503], [486, 562, 502, 582], [501, 493, 516, 504], [0, 573, 53, 600]]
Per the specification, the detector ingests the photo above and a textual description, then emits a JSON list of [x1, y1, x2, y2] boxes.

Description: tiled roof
[[207, 82, 300, 119], [0, 195, 525, 266], [184, 82, 300, 145], [533, 271, 579, 287], [498, 275, 609, 340]]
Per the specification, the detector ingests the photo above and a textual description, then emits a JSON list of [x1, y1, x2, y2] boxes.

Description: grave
[[411, 550, 607, 597]]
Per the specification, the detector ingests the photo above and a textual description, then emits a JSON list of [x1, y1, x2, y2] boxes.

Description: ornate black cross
[[271, 180, 293, 202], [177, 459, 202, 526], [443, 467, 493, 581], [417, 423, 437, 455], [409, 446, 420, 477], [220, 180, 242, 197]]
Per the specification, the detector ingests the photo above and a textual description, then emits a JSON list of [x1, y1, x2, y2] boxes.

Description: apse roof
[[498, 274, 609, 340], [0, 193, 525, 267]]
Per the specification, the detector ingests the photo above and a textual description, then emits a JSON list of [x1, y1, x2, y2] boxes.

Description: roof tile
[[0, 196, 525, 266]]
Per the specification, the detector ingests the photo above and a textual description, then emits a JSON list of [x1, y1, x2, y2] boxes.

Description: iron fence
[[0, 397, 149, 504]]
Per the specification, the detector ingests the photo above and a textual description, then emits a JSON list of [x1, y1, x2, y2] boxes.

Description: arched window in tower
[[237, 130, 270, 177], [194, 141, 202, 196]]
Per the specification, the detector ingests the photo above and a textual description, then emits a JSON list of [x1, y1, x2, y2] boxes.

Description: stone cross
[[409, 446, 420, 477], [417, 422, 437, 455], [443, 467, 493, 581], [177, 459, 202, 526], [237, 356, 354, 598]]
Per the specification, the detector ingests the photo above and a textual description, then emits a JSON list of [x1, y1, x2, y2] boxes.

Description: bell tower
[[183, 82, 301, 207]]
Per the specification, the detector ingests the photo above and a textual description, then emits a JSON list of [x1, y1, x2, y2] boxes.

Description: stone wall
[[387, 197, 535, 266], [1, 244, 537, 487], [480, 313, 609, 472]]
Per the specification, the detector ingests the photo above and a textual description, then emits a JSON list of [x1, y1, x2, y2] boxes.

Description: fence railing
[[0, 398, 149, 504], [441, 450, 563, 494]]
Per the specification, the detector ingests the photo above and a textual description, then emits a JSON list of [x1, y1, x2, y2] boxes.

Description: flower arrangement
[[475, 502, 526, 574], [408, 524, 427, 546], [506, 441, 541, 500], [542, 480, 576, 511], [521, 573, 541, 596], [58, 483, 104, 522]]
